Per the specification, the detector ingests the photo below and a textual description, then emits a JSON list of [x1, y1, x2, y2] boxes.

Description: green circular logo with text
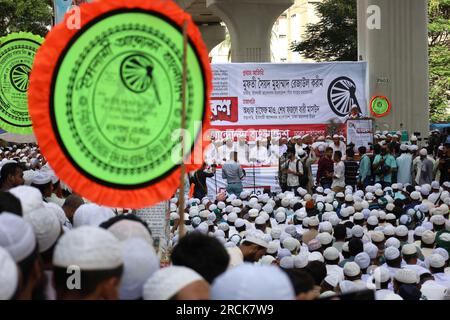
[[0, 33, 42, 134], [52, 11, 205, 188], [370, 96, 391, 117]]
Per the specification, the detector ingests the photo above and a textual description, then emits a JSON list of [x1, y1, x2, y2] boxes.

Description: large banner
[[210, 62, 367, 137]]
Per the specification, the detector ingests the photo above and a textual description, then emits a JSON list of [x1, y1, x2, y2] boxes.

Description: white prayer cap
[[395, 225, 408, 237], [73, 204, 115, 228], [421, 281, 448, 300], [235, 218, 245, 228], [260, 255, 276, 266], [383, 225, 395, 237], [207, 212, 216, 222], [385, 237, 401, 249], [255, 216, 266, 225], [243, 230, 269, 248], [422, 230, 436, 244], [294, 253, 309, 269], [23, 206, 61, 253], [248, 208, 259, 218], [394, 268, 418, 284], [419, 148, 428, 156], [308, 251, 324, 263], [227, 212, 237, 223], [0, 246, 19, 300], [401, 244, 417, 256], [309, 216, 320, 227], [385, 247, 400, 261], [433, 248, 449, 261], [354, 252, 371, 269], [280, 256, 295, 269], [108, 220, 153, 246], [430, 215, 445, 226], [170, 212, 180, 221], [284, 225, 297, 237], [410, 191, 421, 201], [400, 144, 408, 151], [266, 241, 279, 255], [339, 280, 358, 294], [0, 213, 36, 262], [143, 266, 203, 300], [22, 170, 38, 186], [271, 227, 282, 240], [427, 254, 445, 269], [283, 237, 299, 253], [363, 242, 378, 260], [275, 211, 286, 223], [217, 201, 226, 210], [431, 181, 440, 190], [352, 225, 364, 238], [53, 226, 122, 270], [231, 199, 242, 207], [43, 201, 68, 227], [367, 216, 379, 226], [30, 172, 51, 185], [385, 213, 396, 221], [323, 247, 339, 261], [239, 191, 249, 200], [414, 226, 425, 237], [343, 262, 361, 277], [316, 232, 333, 246], [119, 238, 159, 300], [319, 221, 333, 233], [211, 263, 294, 300], [353, 212, 364, 222], [9, 185, 43, 215]]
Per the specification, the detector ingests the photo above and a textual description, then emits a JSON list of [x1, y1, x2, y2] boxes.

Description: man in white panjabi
[[236, 135, 249, 165]]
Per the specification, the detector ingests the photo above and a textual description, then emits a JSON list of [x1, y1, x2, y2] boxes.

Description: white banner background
[[211, 62, 368, 128]]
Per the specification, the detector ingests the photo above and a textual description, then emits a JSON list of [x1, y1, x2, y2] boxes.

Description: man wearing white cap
[[52, 226, 124, 299], [416, 149, 434, 185], [428, 254, 450, 290], [211, 263, 295, 300], [329, 134, 346, 159], [396, 144, 413, 185], [0, 213, 43, 299], [0, 247, 19, 300], [143, 266, 209, 300]]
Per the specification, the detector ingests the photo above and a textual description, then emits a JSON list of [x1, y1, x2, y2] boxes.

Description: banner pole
[[177, 19, 189, 238]]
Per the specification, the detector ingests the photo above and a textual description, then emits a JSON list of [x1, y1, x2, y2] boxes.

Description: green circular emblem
[[370, 96, 390, 117], [52, 11, 205, 188], [0, 32, 43, 134]]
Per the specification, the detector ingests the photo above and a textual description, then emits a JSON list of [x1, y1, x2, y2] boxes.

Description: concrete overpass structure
[[178, 0, 429, 134]]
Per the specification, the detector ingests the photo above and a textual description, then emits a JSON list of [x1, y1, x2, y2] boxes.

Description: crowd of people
[[0, 128, 449, 300]]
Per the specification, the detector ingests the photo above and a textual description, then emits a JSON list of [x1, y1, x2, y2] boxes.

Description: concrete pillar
[[357, 0, 429, 134], [174, 0, 195, 9], [206, 0, 294, 62], [199, 23, 226, 52]]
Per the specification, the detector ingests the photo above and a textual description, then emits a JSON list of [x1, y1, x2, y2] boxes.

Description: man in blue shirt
[[222, 151, 245, 195], [372, 146, 397, 189]]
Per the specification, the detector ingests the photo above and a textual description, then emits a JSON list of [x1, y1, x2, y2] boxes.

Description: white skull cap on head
[[394, 268, 418, 284], [108, 220, 153, 246], [143, 266, 203, 300], [73, 204, 115, 228], [119, 238, 159, 300], [24, 207, 61, 253], [0, 246, 19, 300], [0, 213, 36, 262], [9, 185, 44, 215], [53, 226, 123, 270], [211, 263, 295, 300]]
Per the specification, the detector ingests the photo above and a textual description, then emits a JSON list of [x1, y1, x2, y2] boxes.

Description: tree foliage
[[428, 0, 450, 123], [0, 0, 52, 38], [290, 0, 357, 61]]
